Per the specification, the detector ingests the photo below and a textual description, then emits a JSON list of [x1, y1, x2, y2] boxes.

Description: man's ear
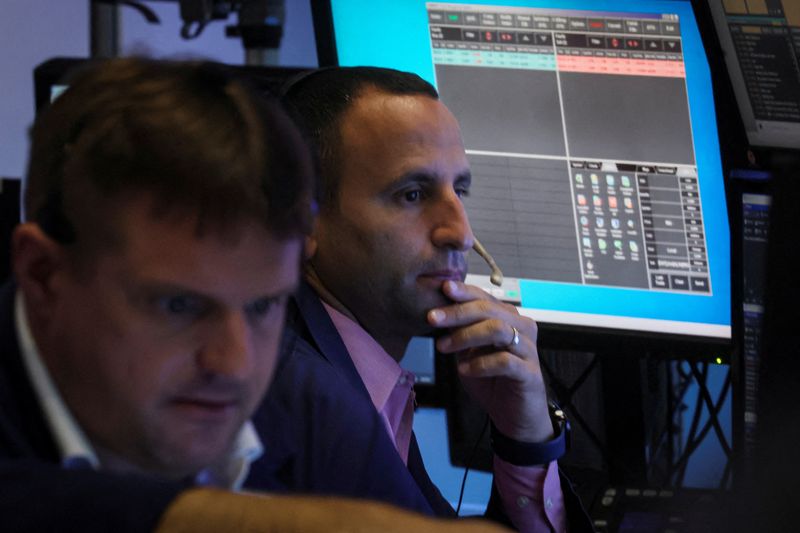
[[304, 235, 318, 260], [304, 216, 321, 260], [12, 223, 68, 324]]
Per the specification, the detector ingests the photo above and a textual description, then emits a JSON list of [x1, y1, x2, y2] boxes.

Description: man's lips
[[173, 397, 236, 408], [170, 394, 242, 418]]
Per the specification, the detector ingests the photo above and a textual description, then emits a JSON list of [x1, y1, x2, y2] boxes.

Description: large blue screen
[[322, 0, 731, 341]]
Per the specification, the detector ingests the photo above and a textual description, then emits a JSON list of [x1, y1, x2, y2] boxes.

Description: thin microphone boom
[[473, 237, 503, 287]]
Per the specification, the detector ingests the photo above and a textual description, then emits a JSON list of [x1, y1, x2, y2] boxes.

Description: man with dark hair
[[265, 66, 591, 532], [0, 58, 506, 533]]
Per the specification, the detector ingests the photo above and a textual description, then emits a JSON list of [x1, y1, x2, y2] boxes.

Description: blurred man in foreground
[[0, 57, 507, 533]]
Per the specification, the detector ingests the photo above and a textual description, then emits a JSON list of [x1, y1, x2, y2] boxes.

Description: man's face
[[311, 89, 474, 350], [40, 196, 301, 479]]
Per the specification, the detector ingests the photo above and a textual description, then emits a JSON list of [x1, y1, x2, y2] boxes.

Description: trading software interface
[[427, 4, 712, 299]]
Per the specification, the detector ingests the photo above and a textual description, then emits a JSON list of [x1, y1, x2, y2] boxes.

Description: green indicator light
[[449, 14, 459, 21], [715, 357, 723, 364], [506, 291, 520, 298]]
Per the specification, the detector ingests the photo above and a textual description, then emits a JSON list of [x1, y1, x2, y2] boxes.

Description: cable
[[92, 0, 160, 23], [456, 414, 490, 516]]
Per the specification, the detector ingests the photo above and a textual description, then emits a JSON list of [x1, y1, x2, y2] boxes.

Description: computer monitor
[[706, 0, 800, 149], [726, 170, 771, 487], [313, 0, 731, 350]]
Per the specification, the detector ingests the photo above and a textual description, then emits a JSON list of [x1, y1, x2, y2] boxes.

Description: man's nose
[[197, 311, 253, 379], [430, 190, 474, 252]]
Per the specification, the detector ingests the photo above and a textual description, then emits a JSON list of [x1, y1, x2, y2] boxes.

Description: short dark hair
[[26, 57, 314, 258], [281, 66, 438, 210]]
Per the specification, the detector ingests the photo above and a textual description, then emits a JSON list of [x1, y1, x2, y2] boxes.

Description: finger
[[456, 350, 534, 380], [440, 280, 496, 303], [437, 319, 531, 354], [428, 298, 520, 329]]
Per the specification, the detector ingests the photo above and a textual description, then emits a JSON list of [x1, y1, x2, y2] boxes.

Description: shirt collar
[[321, 300, 403, 413], [14, 291, 263, 488], [15, 292, 100, 469], [194, 421, 263, 490]]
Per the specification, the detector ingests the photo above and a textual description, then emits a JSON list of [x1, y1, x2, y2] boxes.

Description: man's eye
[[396, 187, 469, 204], [246, 297, 278, 320], [156, 295, 204, 316], [402, 189, 422, 203]]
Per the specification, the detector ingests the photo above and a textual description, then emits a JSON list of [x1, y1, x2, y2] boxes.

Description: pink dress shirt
[[322, 302, 566, 532]]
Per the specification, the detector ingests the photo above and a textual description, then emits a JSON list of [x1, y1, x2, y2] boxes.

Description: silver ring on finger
[[506, 325, 520, 350]]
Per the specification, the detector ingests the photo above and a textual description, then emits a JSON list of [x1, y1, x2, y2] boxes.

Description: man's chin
[[414, 279, 452, 302], [153, 423, 242, 474], [152, 442, 233, 481], [387, 283, 453, 338], [412, 300, 451, 338]]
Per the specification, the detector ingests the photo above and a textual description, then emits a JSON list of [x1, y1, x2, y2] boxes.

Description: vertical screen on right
[[740, 191, 770, 464], [708, 0, 800, 148]]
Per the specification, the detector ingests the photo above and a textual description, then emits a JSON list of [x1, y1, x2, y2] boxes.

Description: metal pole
[[245, 48, 280, 66], [90, 1, 120, 58]]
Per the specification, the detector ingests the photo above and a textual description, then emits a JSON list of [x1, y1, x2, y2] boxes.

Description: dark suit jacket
[[0, 282, 430, 531], [260, 281, 594, 531]]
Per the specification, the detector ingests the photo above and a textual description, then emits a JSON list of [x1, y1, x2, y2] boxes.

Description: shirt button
[[545, 497, 554, 509], [516, 496, 530, 508]]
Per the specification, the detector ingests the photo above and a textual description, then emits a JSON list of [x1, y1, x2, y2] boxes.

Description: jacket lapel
[[289, 281, 373, 402], [290, 281, 457, 515]]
